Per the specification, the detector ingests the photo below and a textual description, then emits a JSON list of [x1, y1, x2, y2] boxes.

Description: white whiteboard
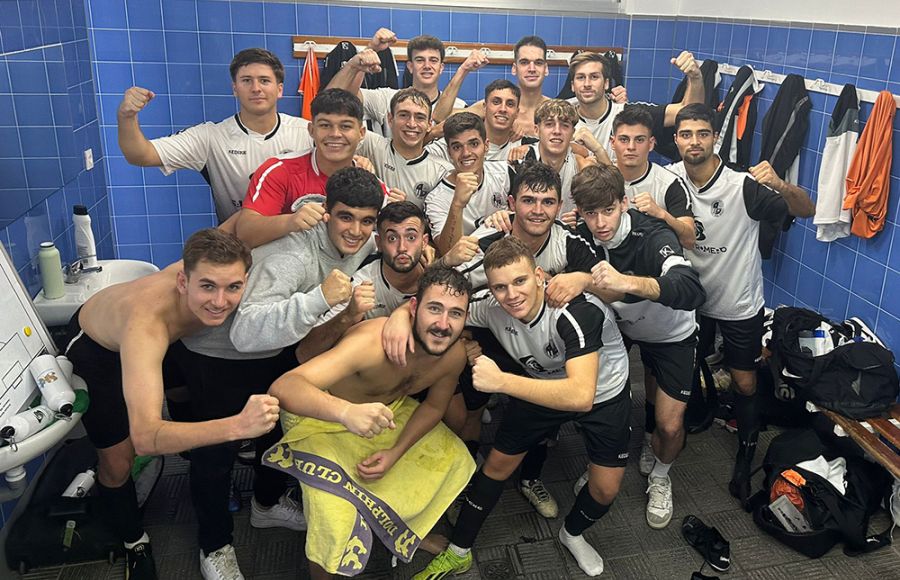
[[0, 245, 57, 426]]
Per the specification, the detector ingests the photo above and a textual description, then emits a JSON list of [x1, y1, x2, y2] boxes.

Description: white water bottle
[[0, 405, 55, 441], [73, 205, 97, 268], [62, 469, 96, 498], [29, 354, 76, 416]]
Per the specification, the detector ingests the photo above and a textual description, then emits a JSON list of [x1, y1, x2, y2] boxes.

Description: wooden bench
[[818, 403, 900, 479]]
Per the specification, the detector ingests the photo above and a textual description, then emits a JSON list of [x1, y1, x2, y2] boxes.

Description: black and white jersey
[[668, 159, 788, 320], [317, 258, 414, 324], [467, 291, 629, 404], [424, 160, 511, 240], [571, 96, 624, 161], [458, 215, 598, 290], [362, 87, 466, 138], [152, 113, 313, 222], [624, 162, 692, 218], [517, 143, 579, 214], [577, 210, 704, 343], [356, 133, 447, 209]]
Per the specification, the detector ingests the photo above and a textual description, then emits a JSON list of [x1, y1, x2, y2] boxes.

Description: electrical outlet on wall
[[83, 148, 94, 171]]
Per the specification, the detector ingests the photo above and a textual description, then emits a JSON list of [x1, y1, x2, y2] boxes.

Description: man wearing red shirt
[[235, 89, 366, 248]]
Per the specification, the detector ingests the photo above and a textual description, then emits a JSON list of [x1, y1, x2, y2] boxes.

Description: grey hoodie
[[227, 222, 375, 356]]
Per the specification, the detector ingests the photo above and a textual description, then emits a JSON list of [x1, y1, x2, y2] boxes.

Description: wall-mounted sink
[[33, 259, 160, 326]]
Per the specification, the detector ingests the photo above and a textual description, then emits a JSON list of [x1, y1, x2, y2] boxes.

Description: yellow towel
[[263, 397, 475, 576]]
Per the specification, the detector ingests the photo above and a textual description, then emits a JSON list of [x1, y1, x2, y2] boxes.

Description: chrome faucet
[[63, 259, 103, 284]]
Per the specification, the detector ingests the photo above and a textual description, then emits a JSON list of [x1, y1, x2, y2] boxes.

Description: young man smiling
[[412, 237, 630, 579], [235, 89, 383, 248], [355, 89, 448, 208], [424, 113, 511, 255], [327, 31, 467, 137], [117, 49, 313, 224]]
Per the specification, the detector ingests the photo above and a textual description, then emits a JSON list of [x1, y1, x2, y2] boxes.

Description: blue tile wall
[[86, 0, 630, 267], [646, 16, 900, 371], [0, 0, 113, 530]]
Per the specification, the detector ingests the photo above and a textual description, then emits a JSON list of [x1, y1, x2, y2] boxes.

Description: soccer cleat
[[124, 541, 157, 580], [682, 515, 731, 572], [200, 544, 244, 580], [412, 547, 473, 580], [519, 479, 559, 518], [639, 437, 655, 476], [645, 475, 674, 529], [250, 493, 306, 531]]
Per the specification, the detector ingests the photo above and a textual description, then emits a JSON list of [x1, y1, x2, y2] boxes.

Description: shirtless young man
[[268, 267, 473, 579], [64, 229, 278, 580]]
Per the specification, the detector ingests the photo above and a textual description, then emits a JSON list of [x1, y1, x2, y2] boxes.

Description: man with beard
[[268, 267, 474, 580], [411, 237, 630, 579], [571, 164, 705, 530], [234, 89, 386, 248], [296, 201, 430, 362], [354, 89, 448, 209], [667, 104, 814, 506]]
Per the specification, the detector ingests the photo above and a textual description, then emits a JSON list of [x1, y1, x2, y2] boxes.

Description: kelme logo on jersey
[[695, 219, 706, 241], [504, 325, 519, 336], [658, 245, 675, 258], [520, 356, 547, 374], [711, 200, 725, 217]]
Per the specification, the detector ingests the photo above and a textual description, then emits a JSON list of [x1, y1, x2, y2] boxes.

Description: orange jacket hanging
[[843, 90, 896, 238], [299, 45, 320, 121]]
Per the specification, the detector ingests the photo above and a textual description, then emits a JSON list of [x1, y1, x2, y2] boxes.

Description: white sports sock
[[448, 543, 470, 557], [649, 456, 672, 479], [559, 528, 604, 576], [124, 532, 150, 549]]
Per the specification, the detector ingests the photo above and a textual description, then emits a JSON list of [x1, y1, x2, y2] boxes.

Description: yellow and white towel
[[264, 397, 475, 576]]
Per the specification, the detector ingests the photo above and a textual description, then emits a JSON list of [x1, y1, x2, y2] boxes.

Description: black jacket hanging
[[715, 65, 762, 169], [321, 41, 358, 88], [321, 42, 398, 89], [756, 74, 811, 259], [656, 59, 721, 161]]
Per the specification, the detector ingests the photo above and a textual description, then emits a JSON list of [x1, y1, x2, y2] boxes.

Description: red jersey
[[243, 150, 389, 215], [243, 151, 329, 216]]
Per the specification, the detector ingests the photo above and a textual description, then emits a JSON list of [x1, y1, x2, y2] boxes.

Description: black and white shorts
[[493, 385, 632, 468], [698, 307, 765, 371], [628, 333, 698, 403]]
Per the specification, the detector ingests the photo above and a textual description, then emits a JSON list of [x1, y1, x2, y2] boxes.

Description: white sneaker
[[520, 479, 559, 519], [250, 493, 307, 531], [200, 544, 244, 580], [639, 437, 655, 477], [573, 469, 589, 496], [645, 475, 673, 529]]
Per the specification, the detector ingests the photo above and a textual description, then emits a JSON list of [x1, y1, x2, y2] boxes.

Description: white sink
[[33, 259, 160, 326]]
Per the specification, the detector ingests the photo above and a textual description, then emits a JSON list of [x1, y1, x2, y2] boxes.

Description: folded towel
[[264, 397, 475, 576]]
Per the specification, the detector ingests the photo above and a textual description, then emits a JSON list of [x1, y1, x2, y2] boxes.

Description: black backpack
[[749, 429, 892, 558], [769, 307, 899, 419]]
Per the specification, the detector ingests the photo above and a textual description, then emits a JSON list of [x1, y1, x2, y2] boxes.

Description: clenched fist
[[118, 86, 155, 119], [472, 355, 506, 394], [461, 49, 490, 73], [591, 260, 629, 294], [347, 281, 376, 319], [350, 49, 383, 74], [453, 172, 479, 205], [632, 192, 664, 219], [368, 28, 397, 52], [340, 402, 396, 438], [442, 235, 479, 267], [671, 51, 700, 79], [235, 394, 280, 438], [292, 201, 326, 232], [321, 269, 352, 307]]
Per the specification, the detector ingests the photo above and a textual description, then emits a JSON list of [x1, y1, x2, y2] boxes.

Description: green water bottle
[[38, 242, 65, 300]]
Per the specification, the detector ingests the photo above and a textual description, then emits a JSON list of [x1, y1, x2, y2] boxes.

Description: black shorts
[[698, 307, 764, 371], [493, 385, 632, 468], [630, 334, 698, 403], [64, 309, 184, 449], [167, 344, 298, 421], [457, 327, 524, 410]]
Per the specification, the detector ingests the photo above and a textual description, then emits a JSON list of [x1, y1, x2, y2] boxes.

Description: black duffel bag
[[769, 307, 899, 420]]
